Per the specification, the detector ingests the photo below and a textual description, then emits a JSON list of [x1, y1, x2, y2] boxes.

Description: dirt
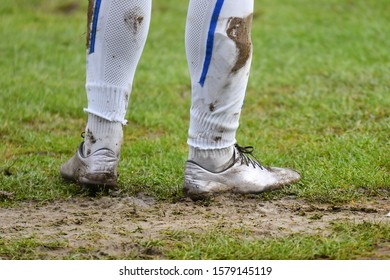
[[0, 191, 14, 201], [86, 0, 94, 49], [226, 14, 253, 73], [0, 194, 389, 259], [124, 8, 145, 35], [86, 129, 97, 145], [57, 2, 80, 15], [209, 102, 216, 112]]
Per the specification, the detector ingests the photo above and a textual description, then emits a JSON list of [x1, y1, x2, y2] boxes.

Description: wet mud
[[0, 195, 388, 259], [86, 0, 95, 49], [226, 14, 253, 73]]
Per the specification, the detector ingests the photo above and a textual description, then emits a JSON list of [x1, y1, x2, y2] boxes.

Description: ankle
[[83, 114, 123, 157], [188, 145, 234, 172]]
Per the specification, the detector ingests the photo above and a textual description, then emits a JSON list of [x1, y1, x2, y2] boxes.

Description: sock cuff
[[86, 114, 123, 136], [84, 83, 131, 125], [188, 145, 234, 160], [187, 108, 241, 149]]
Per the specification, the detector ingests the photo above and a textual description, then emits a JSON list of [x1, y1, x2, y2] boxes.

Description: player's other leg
[[61, 0, 151, 187], [184, 0, 300, 199]]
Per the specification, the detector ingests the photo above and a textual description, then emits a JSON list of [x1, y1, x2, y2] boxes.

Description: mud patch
[[226, 14, 253, 73], [84, 129, 97, 156], [124, 8, 145, 34], [57, 2, 80, 15], [2, 168, 12, 176], [0, 195, 388, 259], [87, 0, 95, 49], [209, 102, 217, 112], [0, 191, 14, 201], [86, 129, 97, 144]]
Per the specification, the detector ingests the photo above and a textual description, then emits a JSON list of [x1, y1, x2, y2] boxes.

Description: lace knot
[[234, 144, 264, 169]]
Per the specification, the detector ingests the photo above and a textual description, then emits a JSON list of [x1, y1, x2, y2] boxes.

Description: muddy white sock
[[84, 0, 151, 124], [83, 113, 123, 157], [188, 145, 234, 172], [186, 0, 253, 150]]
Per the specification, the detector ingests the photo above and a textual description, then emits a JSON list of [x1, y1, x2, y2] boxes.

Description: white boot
[[60, 142, 118, 188], [184, 144, 301, 199]]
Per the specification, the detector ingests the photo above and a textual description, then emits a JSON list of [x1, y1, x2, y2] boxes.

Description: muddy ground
[[0, 194, 389, 259]]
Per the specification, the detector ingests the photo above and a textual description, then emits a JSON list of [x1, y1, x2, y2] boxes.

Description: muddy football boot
[[60, 142, 119, 188], [184, 144, 301, 199]]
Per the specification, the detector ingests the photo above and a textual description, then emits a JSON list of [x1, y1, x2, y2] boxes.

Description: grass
[[0, 235, 68, 260], [1, 222, 389, 260], [0, 0, 389, 260], [162, 222, 390, 260]]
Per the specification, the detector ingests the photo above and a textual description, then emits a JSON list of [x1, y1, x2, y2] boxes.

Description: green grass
[[0, 0, 389, 260], [0, 235, 68, 260], [1, 0, 388, 203], [162, 222, 390, 260]]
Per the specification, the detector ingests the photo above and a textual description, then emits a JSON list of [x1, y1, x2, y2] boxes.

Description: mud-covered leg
[[184, 0, 300, 199], [185, 0, 254, 171], [61, 0, 152, 187]]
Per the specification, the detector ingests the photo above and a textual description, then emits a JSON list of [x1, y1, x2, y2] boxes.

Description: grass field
[[0, 0, 389, 260]]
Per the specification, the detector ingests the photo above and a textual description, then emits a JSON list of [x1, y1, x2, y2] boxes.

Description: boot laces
[[234, 144, 264, 170]]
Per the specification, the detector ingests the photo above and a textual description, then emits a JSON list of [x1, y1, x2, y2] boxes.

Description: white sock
[[185, 0, 253, 167], [83, 0, 151, 154], [83, 114, 123, 157], [188, 146, 234, 172]]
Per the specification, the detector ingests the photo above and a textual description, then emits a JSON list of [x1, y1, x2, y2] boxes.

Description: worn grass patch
[[162, 222, 390, 260]]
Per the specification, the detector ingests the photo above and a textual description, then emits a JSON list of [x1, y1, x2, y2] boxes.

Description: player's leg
[[184, 0, 300, 199], [61, 0, 152, 187]]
